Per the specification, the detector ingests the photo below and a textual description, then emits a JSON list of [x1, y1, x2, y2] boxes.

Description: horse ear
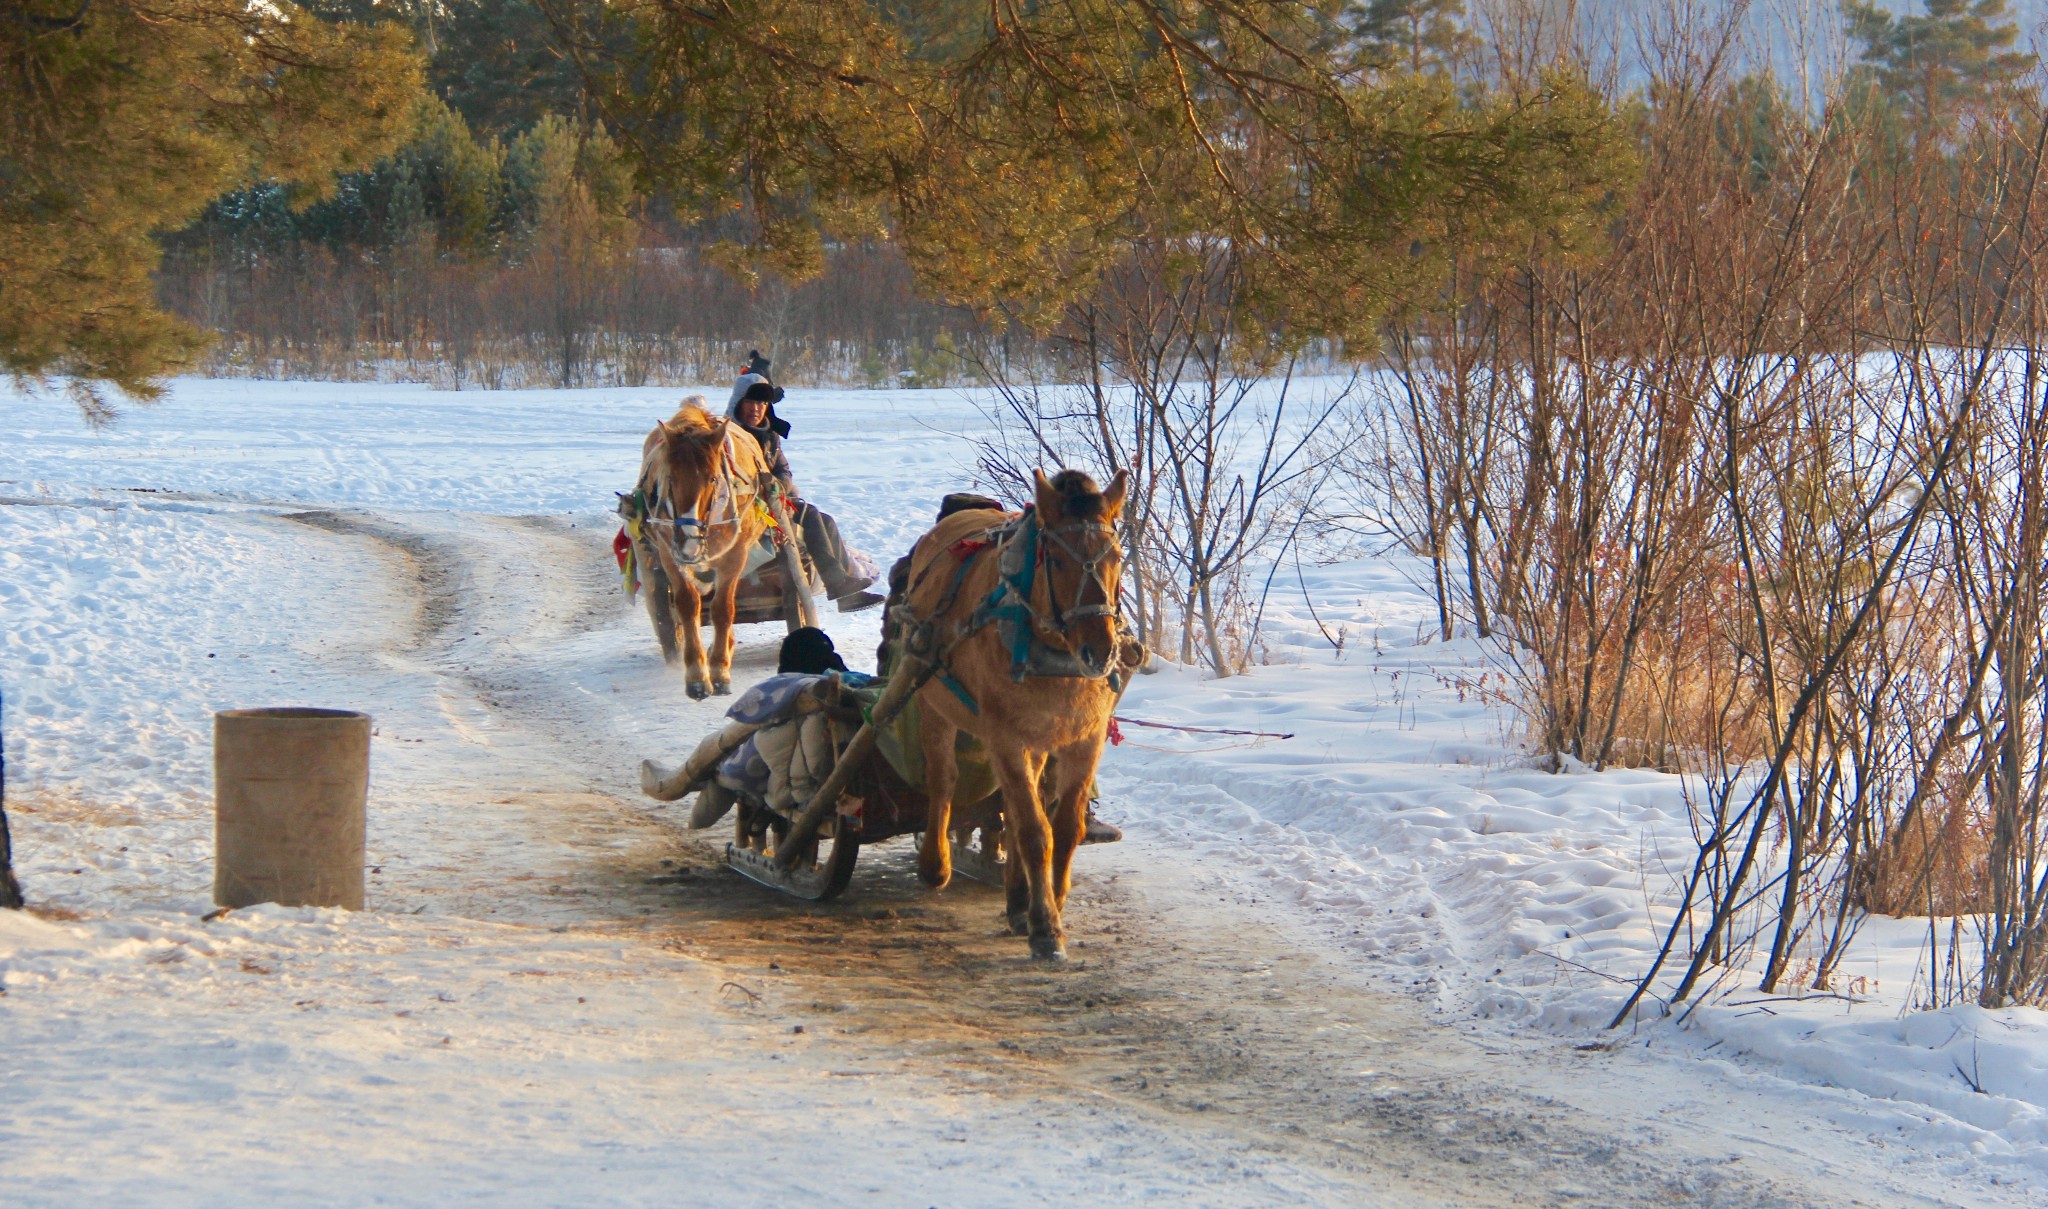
[[1102, 468, 1129, 520], [1033, 468, 1058, 516]]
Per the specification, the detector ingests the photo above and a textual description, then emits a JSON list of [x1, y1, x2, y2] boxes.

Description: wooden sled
[[642, 666, 1089, 902]]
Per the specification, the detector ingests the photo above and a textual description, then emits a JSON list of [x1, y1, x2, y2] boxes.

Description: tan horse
[[899, 468, 1129, 960], [637, 398, 772, 699]]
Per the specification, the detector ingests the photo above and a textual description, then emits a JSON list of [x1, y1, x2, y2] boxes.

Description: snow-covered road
[[1, 380, 2035, 1205]]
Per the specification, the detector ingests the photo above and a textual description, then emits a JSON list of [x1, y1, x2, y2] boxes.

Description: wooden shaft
[[773, 656, 935, 869], [761, 479, 820, 628]]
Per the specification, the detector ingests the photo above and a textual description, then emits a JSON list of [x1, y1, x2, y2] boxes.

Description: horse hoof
[[1029, 935, 1067, 962], [917, 854, 951, 890], [686, 680, 711, 701], [712, 679, 732, 695], [1006, 912, 1030, 937]]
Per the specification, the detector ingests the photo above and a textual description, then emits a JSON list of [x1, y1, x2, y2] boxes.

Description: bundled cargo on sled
[[640, 668, 999, 900]]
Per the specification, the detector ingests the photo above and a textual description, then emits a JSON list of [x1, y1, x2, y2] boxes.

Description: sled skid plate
[[950, 824, 1007, 889], [725, 836, 857, 902]]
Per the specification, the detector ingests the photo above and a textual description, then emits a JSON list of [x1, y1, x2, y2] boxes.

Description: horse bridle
[[644, 437, 750, 569], [1029, 516, 1122, 651]]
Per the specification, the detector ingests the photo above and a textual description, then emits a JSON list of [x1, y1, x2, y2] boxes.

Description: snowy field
[[1, 378, 2043, 1205]]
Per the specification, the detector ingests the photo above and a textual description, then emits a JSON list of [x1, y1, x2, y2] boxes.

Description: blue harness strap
[[923, 508, 1118, 710], [937, 670, 980, 713], [998, 516, 1039, 678], [964, 512, 1041, 683]]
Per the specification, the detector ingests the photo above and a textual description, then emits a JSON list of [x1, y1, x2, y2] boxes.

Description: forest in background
[[156, 0, 991, 389], [154, 0, 1560, 389]]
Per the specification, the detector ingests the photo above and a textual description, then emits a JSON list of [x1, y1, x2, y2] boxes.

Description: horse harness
[[622, 431, 771, 576], [895, 507, 1124, 715]]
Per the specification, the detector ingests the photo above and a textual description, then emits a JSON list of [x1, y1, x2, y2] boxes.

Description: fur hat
[[778, 626, 848, 675], [728, 373, 791, 438]]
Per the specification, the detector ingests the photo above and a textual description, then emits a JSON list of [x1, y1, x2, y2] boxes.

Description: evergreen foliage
[[0, 0, 421, 419], [1843, 0, 2034, 132], [299, 0, 600, 135], [1717, 74, 1796, 189], [563, 0, 1628, 349], [505, 115, 635, 251], [1348, 0, 1474, 73], [426, 0, 600, 135]]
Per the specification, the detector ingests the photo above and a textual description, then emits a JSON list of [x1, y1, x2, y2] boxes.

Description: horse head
[[1032, 467, 1129, 676], [643, 402, 729, 565]]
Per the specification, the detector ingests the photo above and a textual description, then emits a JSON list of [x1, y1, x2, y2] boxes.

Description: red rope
[[1108, 715, 1294, 745]]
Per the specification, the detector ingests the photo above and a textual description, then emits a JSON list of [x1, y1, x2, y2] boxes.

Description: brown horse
[[637, 398, 772, 699], [899, 468, 1129, 960]]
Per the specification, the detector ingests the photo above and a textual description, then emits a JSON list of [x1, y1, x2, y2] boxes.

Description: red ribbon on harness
[[612, 527, 633, 571], [1107, 717, 1124, 746], [949, 536, 995, 561]]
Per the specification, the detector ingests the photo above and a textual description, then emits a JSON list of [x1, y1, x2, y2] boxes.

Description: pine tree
[[402, 99, 510, 257], [0, 1, 422, 420], [872, 0, 990, 62], [1348, 0, 1473, 74], [429, 0, 605, 135], [1842, 0, 2035, 132], [575, 0, 1624, 346], [504, 114, 638, 384]]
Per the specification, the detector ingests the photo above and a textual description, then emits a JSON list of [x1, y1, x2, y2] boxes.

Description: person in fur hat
[[728, 352, 883, 611], [726, 349, 789, 434]]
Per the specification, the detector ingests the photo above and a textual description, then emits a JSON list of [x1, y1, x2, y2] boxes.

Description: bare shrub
[[967, 241, 1343, 677], [156, 236, 979, 389], [1340, 4, 2048, 1013]]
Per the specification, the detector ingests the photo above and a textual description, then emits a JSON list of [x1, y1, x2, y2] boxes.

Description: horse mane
[[644, 399, 724, 500], [1046, 470, 1105, 520]]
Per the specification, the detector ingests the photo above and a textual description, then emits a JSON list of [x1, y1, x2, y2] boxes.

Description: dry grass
[[1855, 796, 1992, 917], [7, 789, 150, 830]]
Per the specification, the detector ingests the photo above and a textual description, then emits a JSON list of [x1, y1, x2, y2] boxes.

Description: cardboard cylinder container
[[213, 708, 370, 910]]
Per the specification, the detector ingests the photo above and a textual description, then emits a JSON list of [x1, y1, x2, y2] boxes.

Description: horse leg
[[707, 568, 740, 694], [672, 575, 710, 699], [1002, 827, 1030, 936], [1048, 740, 1103, 914], [994, 746, 1061, 960], [643, 548, 681, 664], [915, 709, 959, 889]]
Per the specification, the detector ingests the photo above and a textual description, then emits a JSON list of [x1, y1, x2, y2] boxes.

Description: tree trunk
[[1, 690, 23, 909], [1199, 575, 1230, 677]]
